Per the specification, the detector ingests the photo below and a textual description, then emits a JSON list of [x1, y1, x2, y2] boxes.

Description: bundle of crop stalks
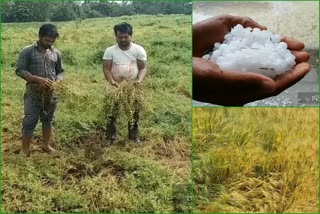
[[52, 82, 82, 97], [205, 172, 290, 212], [51, 82, 89, 108], [104, 81, 148, 121]]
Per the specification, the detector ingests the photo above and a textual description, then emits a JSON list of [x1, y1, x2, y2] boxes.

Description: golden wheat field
[[193, 108, 318, 212]]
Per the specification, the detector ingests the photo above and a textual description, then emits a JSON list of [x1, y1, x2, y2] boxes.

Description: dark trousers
[[22, 90, 57, 137], [106, 103, 140, 141]]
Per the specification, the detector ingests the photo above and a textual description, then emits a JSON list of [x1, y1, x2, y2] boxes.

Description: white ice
[[202, 24, 296, 78]]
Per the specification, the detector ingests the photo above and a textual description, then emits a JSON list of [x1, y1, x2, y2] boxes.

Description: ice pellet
[[203, 24, 296, 78]]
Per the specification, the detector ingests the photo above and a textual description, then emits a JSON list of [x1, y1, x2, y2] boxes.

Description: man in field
[[16, 24, 64, 156], [103, 22, 147, 144]]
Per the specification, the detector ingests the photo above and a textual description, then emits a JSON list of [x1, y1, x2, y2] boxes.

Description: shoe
[[106, 119, 117, 145], [128, 122, 139, 142]]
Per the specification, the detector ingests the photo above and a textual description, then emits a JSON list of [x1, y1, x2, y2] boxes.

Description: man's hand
[[110, 80, 119, 88], [193, 15, 311, 106], [37, 77, 53, 90], [25, 74, 54, 90], [135, 78, 143, 85], [193, 58, 310, 106]]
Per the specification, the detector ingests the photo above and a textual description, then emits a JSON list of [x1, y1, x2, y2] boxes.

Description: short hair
[[39, 24, 59, 38], [113, 22, 133, 36]]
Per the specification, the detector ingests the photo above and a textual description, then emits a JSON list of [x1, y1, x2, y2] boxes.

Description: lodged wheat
[[104, 81, 149, 122]]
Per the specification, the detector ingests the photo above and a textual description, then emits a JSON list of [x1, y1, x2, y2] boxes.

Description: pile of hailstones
[[202, 24, 296, 78]]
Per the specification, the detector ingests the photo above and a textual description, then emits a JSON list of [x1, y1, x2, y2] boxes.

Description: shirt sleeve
[[137, 46, 147, 61], [102, 47, 113, 60], [15, 47, 32, 79], [55, 50, 64, 81]]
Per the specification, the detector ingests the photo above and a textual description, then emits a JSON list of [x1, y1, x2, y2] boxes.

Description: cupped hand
[[193, 15, 267, 57], [193, 15, 311, 106], [193, 57, 310, 106]]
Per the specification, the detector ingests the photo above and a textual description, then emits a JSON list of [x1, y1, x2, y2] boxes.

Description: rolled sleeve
[[55, 50, 65, 80], [16, 48, 31, 79]]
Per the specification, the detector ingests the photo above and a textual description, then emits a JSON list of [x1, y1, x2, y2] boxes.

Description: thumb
[[232, 16, 267, 30]]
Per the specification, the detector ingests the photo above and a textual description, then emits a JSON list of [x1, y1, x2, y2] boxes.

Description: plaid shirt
[[16, 42, 64, 85]]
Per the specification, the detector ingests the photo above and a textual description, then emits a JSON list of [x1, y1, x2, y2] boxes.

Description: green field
[[1, 15, 191, 212], [193, 108, 318, 212]]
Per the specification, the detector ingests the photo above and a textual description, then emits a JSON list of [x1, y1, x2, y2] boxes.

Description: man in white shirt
[[103, 22, 147, 144]]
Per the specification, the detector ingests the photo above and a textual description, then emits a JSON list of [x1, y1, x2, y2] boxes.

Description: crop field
[[193, 108, 318, 212], [1, 15, 191, 212]]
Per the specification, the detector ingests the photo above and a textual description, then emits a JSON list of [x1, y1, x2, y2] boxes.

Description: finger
[[232, 16, 267, 30], [45, 79, 53, 83], [290, 50, 310, 63], [45, 81, 53, 87], [273, 62, 311, 95], [281, 37, 305, 50]]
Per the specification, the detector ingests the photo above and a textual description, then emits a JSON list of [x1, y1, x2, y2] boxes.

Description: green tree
[[89, 2, 112, 17], [51, 2, 82, 21], [1, 2, 13, 23], [9, 2, 34, 22], [1, 1, 191, 23], [131, 2, 191, 15], [30, 2, 55, 22], [110, 1, 135, 17]]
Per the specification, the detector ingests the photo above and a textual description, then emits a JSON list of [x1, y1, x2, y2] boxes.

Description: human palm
[[193, 15, 311, 106]]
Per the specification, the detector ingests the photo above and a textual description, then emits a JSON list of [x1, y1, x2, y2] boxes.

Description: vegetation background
[[193, 108, 318, 212], [1, 2, 191, 212], [2, 1, 191, 23]]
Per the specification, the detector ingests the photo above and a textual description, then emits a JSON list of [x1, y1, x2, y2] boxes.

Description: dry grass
[[193, 108, 318, 212], [1, 15, 191, 212], [103, 81, 149, 122], [2, 132, 191, 212]]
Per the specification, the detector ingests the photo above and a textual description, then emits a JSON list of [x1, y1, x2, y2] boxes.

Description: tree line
[[1, 1, 192, 23]]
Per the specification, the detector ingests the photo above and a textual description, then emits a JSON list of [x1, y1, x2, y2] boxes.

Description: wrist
[[36, 76, 46, 83], [27, 75, 41, 84]]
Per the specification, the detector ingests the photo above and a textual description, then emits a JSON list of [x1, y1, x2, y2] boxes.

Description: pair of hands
[[38, 77, 53, 90], [36, 77, 62, 91], [109, 79, 143, 88], [193, 15, 311, 106]]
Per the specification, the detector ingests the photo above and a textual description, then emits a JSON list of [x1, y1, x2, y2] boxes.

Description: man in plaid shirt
[[16, 24, 64, 156]]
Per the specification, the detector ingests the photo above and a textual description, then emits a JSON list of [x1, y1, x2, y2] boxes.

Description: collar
[[117, 42, 132, 51], [35, 41, 54, 51]]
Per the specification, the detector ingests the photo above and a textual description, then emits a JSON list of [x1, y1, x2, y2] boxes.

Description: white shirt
[[103, 43, 147, 81]]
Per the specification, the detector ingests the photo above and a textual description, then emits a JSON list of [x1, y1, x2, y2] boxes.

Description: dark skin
[[24, 36, 57, 90], [193, 15, 311, 106], [21, 35, 59, 155], [103, 31, 147, 87], [116, 31, 131, 50]]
